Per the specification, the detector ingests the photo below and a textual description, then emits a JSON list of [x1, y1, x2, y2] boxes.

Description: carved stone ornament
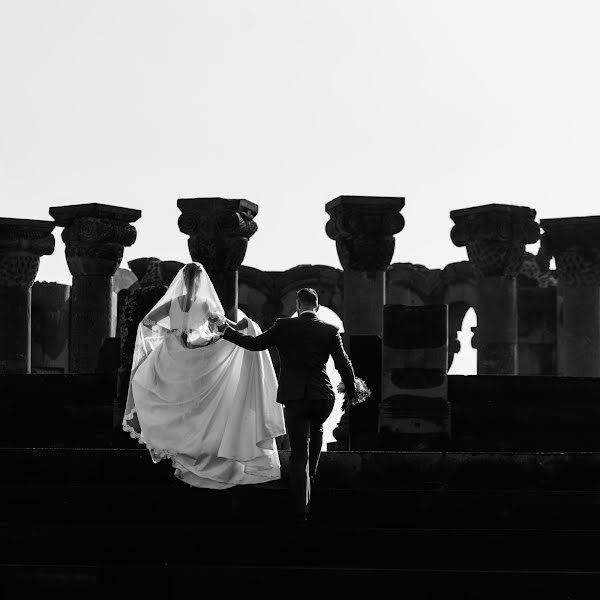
[[552, 246, 600, 286], [0, 218, 55, 287], [325, 196, 406, 271], [61, 218, 137, 276], [450, 204, 539, 279], [119, 285, 168, 368], [541, 216, 600, 286], [518, 251, 557, 288], [177, 198, 258, 272], [49, 203, 141, 277]]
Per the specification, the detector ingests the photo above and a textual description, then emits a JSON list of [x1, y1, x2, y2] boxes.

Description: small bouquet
[[337, 377, 371, 408]]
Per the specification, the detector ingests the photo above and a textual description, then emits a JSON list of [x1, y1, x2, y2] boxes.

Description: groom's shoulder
[[314, 318, 339, 333], [274, 316, 294, 326]]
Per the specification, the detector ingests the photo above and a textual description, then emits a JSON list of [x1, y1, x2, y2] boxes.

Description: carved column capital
[[50, 204, 141, 277], [325, 196, 405, 271], [177, 197, 258, 271], [0, 218, 55, 287], [450, 204, 539, 279], [541, 216, 600, 286]]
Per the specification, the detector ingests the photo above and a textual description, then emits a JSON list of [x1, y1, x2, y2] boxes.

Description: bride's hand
[[235, 318, 249, 330]]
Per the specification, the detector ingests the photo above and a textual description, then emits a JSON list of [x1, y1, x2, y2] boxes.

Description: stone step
[[3, 521, 600, 571], [449, 375, 600, 451], [4, 483, 600, 529], [3, 563, 599, 598], [5, 448, 600, 491], [0, 374, 115, 448]]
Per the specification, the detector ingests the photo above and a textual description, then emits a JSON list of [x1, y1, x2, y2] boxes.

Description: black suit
[[223, 311, 356, 517]]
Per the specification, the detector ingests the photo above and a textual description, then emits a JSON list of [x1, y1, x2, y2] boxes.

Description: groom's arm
[[331, 330, 356, 400], [221, 319, 280, 351]]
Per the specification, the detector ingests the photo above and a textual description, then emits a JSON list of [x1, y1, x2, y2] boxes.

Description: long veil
[[122, 262, 285, 487], [122, 262, 226, 453]]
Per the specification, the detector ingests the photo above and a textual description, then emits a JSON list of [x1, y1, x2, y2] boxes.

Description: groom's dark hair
[[297, 288, 318, 308]]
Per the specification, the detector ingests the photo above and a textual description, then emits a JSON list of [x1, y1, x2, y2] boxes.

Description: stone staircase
[[3, 448, 600, 597]]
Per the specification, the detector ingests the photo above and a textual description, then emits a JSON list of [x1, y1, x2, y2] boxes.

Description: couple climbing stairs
[[2, 447, 600, 597]]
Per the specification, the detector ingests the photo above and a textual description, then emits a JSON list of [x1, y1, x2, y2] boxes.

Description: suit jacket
[[222, 312, 356, 405]]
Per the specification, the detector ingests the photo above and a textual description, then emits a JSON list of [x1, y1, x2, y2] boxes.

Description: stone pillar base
[[0, 286, 30, 374], [477, 276, 518, 375], [209, 269, 239, 321], [560, 286, 600, 377], [70, 275, 113, 373], [380, 304, 450, 450]]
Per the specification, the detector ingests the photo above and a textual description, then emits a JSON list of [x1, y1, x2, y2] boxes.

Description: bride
[[122, 262, 286, 489]]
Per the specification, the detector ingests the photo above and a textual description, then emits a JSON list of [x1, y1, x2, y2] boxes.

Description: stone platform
[[5, 374, 600, 451], [3, 448, 600, 597]]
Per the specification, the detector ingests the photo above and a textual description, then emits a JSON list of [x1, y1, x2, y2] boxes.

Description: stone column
[[178, 198, 258, 321], [541, 216, 600, 377], [450, 204, 539, 375], [0, 218, 55, 373], [517, 287, 557, 375], [50, 204, 141, 373], [326, 195, 405, 449], [31, 282, 70, 373], [380, 304, 449, 449]]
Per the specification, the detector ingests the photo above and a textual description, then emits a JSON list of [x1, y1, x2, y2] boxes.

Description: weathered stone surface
[[541, 216, 600, 284], [0, 218, 55, 287], [518, 287, 557, 376], [325, 196, 405, 272], [31, 282, 70, 373], [0, 218, 56, 374], [277, 264, 344, 321], [386, 261, 477, 370], [127, 257, 186, 288], [178, 198, 258, 320], [119, 285, 167, 369], [325, 196, 406, 449], [541, 217, 600, 376], [238, 264, 345, 327], [450, 204, 539, 279], [238, 266, 280, 328], [379, 304, 449, 450], [449, 375, 600, 451], [518, 250, 557, 288], [337, 334, 382, 450], [0, 374, 115, 447], [450, 204, 539, 375], [50, 204, 141, 373], [177, 198, 258, 269]]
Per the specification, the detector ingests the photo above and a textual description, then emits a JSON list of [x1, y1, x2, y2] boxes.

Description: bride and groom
[[123, 262, 356, 523]]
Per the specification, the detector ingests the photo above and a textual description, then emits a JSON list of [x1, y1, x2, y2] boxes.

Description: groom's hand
[[217, 321, 229, 334]]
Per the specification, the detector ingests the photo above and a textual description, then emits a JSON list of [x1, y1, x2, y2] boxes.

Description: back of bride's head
[[182, 262, 202, 291]]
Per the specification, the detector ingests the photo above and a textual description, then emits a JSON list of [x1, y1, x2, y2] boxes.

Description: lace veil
[[122, 262, 226, 448]]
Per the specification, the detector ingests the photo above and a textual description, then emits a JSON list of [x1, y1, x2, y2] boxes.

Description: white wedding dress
[[122, 264, 286, 489]]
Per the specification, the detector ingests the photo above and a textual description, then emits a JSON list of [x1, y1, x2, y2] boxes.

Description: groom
[[218, 288, 356, 524]]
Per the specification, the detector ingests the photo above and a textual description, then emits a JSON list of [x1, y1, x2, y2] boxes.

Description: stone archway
[[386, 261, 477, 370], [277, 265, 343, 321], [238, 264, 344, 325], [238, 266, 278, 329], [442, 262, 477, 370]]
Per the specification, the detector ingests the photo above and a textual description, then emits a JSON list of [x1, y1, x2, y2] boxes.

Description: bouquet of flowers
[[337, 377, 372, 407]]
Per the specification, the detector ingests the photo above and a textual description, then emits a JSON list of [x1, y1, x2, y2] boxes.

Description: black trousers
[[284, 397, 335, 516]]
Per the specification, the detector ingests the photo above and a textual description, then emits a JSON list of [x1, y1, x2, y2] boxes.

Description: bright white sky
[[1, 1, 595, 377]]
